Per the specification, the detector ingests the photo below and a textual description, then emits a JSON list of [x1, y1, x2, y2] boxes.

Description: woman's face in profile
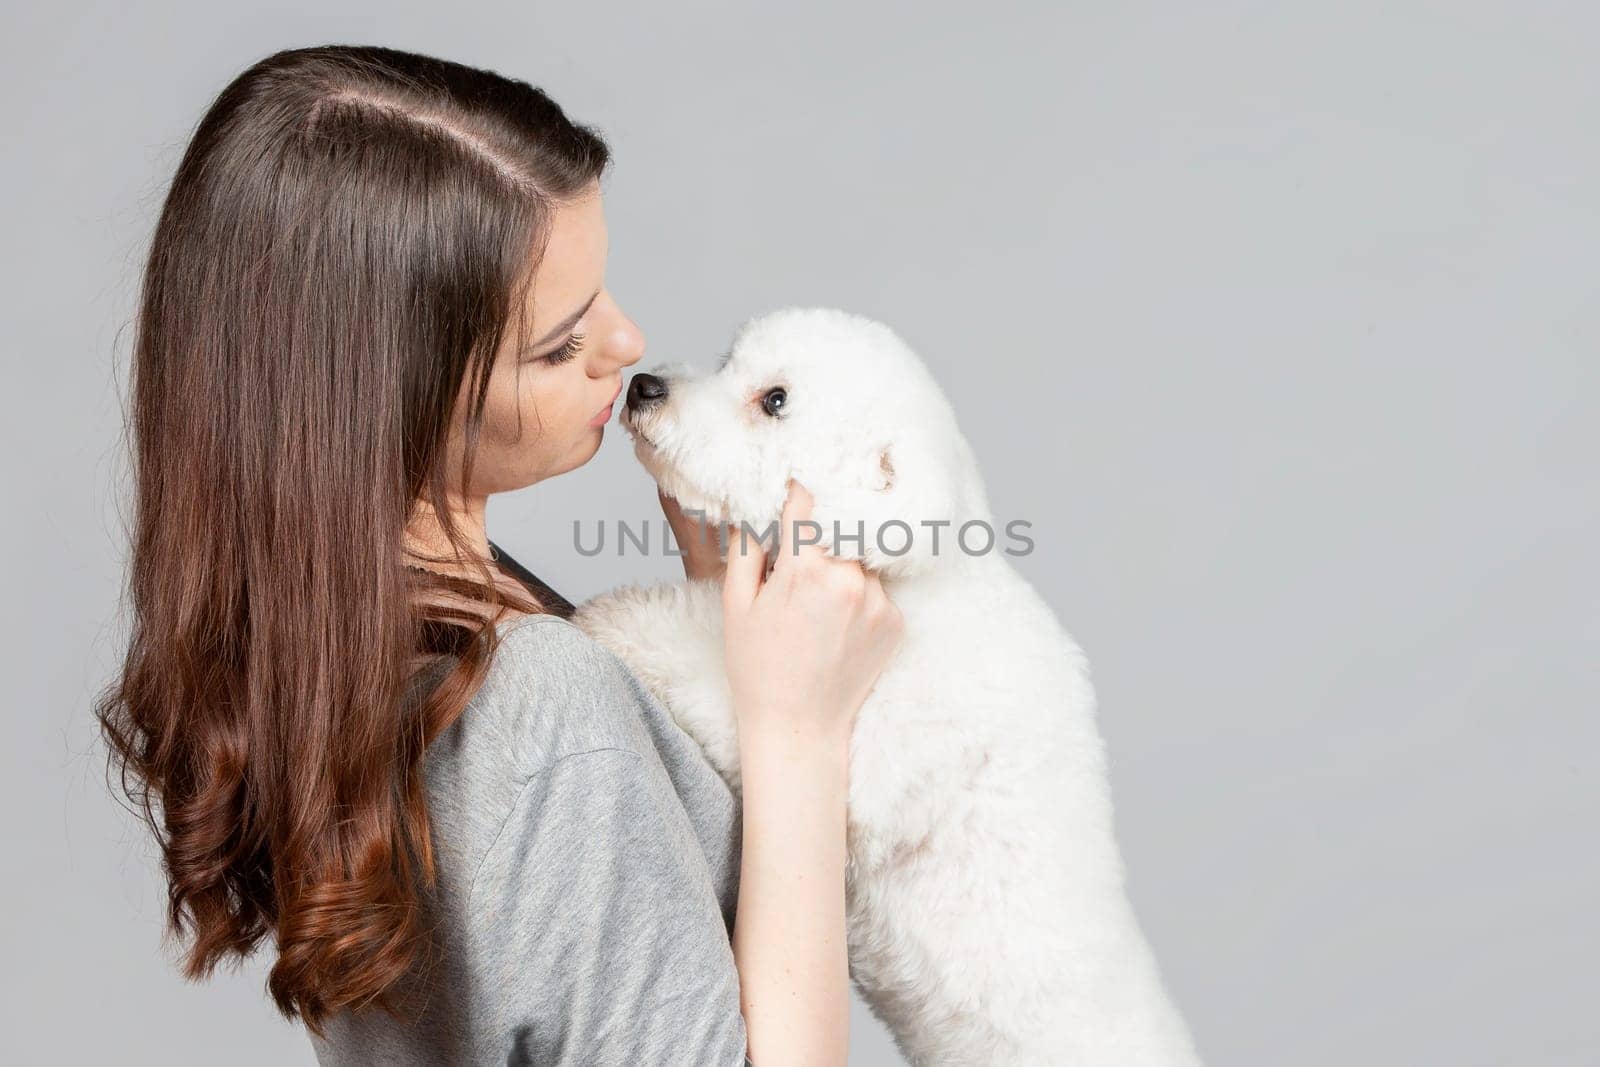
[[446, 180, 645, 495]]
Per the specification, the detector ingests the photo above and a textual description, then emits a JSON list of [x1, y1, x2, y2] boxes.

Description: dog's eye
[[760, 387, 787, 417]]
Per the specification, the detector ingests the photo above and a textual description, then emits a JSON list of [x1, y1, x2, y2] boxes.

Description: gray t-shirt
[[308, 613, 752, 1065]]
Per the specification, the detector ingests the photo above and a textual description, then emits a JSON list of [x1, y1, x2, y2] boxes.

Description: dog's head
[[620, 306, 989, 575]]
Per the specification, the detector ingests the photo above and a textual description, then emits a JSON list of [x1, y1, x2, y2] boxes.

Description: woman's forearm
[[731, 720, 852, 1067]]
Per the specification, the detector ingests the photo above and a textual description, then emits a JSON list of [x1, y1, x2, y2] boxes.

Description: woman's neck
[[405, 493, 493, 576]]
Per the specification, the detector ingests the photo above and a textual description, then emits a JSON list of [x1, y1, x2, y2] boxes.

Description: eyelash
[[541, 331, 587, 365]]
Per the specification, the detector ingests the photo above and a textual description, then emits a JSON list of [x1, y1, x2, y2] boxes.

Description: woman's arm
[[466, 745, 751, 1065], [716, 483, 903, 1067], [732, 714, 852, 1064]]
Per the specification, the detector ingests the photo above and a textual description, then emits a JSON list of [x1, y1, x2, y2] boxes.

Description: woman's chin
[[569, 426, 606, 468]]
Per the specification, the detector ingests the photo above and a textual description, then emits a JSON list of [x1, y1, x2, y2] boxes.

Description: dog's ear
[[809, 427, 989, 577]]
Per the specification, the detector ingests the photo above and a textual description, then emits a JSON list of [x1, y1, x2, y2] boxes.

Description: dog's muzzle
[[625, 372, 668, 411]]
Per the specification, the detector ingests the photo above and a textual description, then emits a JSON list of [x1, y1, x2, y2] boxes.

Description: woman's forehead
[[526, 188, 607, 329]]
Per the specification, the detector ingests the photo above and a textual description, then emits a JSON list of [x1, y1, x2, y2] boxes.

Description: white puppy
[[573, 307, 1201, 1066]]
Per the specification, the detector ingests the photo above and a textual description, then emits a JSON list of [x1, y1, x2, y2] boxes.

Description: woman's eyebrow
[[529, 289, 601, 348]]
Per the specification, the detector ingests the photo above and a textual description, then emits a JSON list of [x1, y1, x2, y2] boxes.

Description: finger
[[860, 569, 888, 610], [723, 522, 768, 611], [688, 513, 724, 565], [659, 490, 721, 580], [659, 489, 704, 547], [819, 553, 869, 601], [865, 571, 902, 629], [773, 479, 825, 573]]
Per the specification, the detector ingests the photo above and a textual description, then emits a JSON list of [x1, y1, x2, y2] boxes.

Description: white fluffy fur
[[573, 307, 1201, 1066]]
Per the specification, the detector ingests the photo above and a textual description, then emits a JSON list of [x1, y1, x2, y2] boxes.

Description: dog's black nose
[[626, 373, 668, 410]]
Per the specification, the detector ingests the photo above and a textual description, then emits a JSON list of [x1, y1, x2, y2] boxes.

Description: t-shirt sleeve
[[465, 745, 751, 1067]]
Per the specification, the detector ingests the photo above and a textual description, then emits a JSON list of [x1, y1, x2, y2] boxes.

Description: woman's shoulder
[[450, 611, 659, 772], [313, 613, 748, 1065], [413, 614, 658, 869]]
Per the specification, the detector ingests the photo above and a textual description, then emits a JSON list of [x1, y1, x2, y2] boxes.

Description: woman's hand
[[721, 480, 903, 748], [659, 489, 728, 582]]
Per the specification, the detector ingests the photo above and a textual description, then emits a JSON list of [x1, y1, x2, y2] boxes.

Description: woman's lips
[[589, 381, 623, 427]]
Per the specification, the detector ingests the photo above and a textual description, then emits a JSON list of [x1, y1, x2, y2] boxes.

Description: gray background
[[4, 2, 1595, 1064]]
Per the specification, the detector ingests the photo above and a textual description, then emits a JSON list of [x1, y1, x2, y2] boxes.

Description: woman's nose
[[615, 329, 644, 369], [593, 296, 645, 372]]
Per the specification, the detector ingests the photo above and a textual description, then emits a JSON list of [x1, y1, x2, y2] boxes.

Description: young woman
[[95, 44, 901, 1066]]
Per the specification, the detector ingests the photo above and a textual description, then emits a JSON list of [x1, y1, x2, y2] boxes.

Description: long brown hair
[[92, 44, 610, 1034]]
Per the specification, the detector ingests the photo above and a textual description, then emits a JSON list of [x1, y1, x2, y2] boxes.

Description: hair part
[[93, 43, 611, 1034]]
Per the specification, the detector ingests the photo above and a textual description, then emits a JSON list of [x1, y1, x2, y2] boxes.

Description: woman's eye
[[542, 332, 587, 365], [761, 387, 787, 417]]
